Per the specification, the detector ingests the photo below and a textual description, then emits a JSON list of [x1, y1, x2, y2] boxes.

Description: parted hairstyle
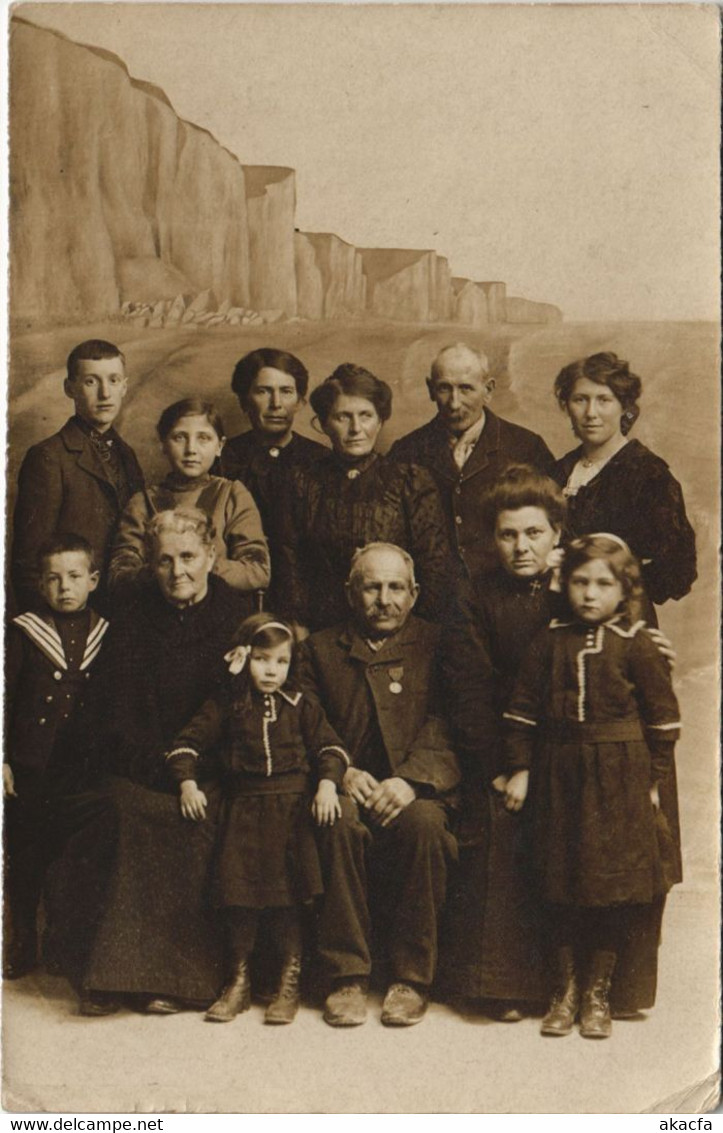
[[156, 398, 225, 442], [481, 464, 567, 533], [231, 348, 310, 405], [36, 533, 96, 573], [560, 533, 644, 621], [66, 340, 125, 383], [144, 507, 216, 557], [310, 364, 393, 425], [554, 352, 642, 435]]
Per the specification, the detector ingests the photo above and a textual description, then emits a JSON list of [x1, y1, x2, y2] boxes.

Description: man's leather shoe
[[381, 982, 428, 1027], [323, 981, 368, 1027], [78, 992, 120, 1017], [146, 996, 182, 1015]]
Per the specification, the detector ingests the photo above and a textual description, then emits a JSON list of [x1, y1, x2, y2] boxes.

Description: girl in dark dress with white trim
[[168, 613, 349, 1025], [504, 534, 681, 1039]]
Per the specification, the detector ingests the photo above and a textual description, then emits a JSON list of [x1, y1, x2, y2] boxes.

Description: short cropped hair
[[430, 343, 489, 384], [156, 399, 225, 442], [144, 507, 216, 557], [554, 352, 642, 435], [310, 364, 393, 425], [36, 533, 96, 573], [561, 533, 644, 621], [231, 349, 310, 405], [347, 542, 417, 590], [67, 340, 125, 383], [481, 465, 567, 533]]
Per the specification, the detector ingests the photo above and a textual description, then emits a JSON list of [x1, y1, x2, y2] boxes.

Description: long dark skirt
[[437, 789, 546, 1004], [50, 776, 224, 1003]]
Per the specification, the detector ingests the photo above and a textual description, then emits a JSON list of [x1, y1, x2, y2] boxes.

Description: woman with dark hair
[[438, 465, 677, 1021], [220, 349, 327, 600], [109, 397, 269, 602], [277, 363, 454, 632], [552, 352, 696, 622], [51, 508, 251, 1014]]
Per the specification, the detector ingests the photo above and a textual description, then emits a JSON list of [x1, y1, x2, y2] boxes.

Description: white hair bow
[[224, 644, 252, 675]]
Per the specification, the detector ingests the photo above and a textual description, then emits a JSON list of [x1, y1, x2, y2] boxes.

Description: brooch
[[269, 447, 280, 458]]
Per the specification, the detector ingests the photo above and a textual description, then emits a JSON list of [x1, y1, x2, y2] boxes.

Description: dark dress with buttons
[[277, 452, 455, 630], [169, 685, 347, 908], [4, 606, 113, 965], [505, 617, 682, 906]]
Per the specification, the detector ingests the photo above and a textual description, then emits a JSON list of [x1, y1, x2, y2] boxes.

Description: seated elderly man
[[297, 542, 460, 1027]]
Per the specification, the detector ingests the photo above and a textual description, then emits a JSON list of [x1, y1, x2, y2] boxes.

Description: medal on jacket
[[388, 666, 404, 694]]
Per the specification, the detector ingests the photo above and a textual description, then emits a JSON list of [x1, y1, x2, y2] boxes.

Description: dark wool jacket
[[553, 439, 697, 608], [84, 576, 249, 790], [5, 608, 108, 776], [11, 417, 144, 611], [296, 614, 460, 797], [388, 410, 555, 580], [276, 452, 455, 630]]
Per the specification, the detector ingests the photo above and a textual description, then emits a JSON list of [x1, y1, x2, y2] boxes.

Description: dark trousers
[[314, 797, 457, 989], [3, 771, 116, 968]]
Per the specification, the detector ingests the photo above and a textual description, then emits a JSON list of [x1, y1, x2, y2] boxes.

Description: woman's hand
[[646, 628, 676, 670], [3, 764, 17, 798], [179, 779, 207, 822], [342, 767, 379, 806], [291, 622, 310, 644], [312, 779, 342, 826], [650, 783, 661, 812], [505, 770, 529, 812], [491, 774, 508, 795]]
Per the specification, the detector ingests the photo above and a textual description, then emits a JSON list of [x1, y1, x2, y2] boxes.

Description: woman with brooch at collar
[[551, 352, 697, 625], [438, 465, 677, 1024], [220, 349, 328, 609], [276, 363, 455, 637]]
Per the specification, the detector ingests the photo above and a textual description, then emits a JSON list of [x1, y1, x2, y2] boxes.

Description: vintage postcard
[[3, 2, 720, 1115]]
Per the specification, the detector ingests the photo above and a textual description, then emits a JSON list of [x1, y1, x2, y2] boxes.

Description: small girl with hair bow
[[166, 612, 349, 1025], [503, 534, 681, 1040]]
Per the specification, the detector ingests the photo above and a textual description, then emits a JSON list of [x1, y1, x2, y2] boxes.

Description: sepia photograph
[[2, 1, 721, 1116]]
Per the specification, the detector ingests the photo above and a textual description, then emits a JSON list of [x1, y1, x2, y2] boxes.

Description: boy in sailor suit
[[3, 534, 111, 981]]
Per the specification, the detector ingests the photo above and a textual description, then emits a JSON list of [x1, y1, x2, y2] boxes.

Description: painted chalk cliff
[[10, 17, 562, 329]]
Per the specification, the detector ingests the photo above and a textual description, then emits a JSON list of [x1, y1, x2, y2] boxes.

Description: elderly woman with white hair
[[51, 507, 250, 1016]]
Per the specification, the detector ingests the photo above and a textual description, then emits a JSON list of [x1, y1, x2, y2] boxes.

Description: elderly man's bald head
[[430, 343, 489, 384], [427, 343, 495, 436], [346, 542, 419, 638]]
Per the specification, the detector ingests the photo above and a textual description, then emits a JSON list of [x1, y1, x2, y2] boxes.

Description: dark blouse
[[553, 439, 697, 609], [220, 430, 327, 603], [277, 452, 456, 630]]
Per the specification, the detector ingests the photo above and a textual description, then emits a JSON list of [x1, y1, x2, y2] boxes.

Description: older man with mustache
[[296, 542, 460, 1028]]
